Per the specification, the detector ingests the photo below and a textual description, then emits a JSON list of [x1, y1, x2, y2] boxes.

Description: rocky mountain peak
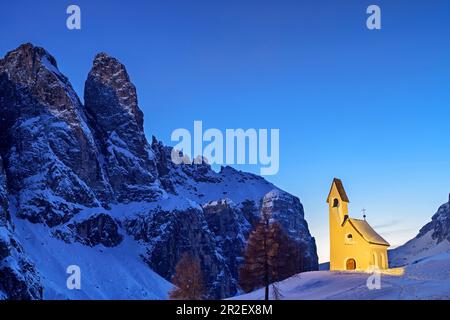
[[418, 201, 450, 243], [84, 52, 158, 202], [0, 43, 319, 299], [0, 43, 112, 226], [0, 43, 81, 115], [389, 198, 450, 268], [0, 43, 58, 82], [86, 51, 143, 130]]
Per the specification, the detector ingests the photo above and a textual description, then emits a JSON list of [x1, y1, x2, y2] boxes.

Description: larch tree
[[239, 209, 303, 300], [169, 252, 205, 300]]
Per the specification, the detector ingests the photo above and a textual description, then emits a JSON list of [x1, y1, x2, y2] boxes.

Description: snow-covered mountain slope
[[0, 43, 318, 299], [389, 200, 450, 267], [232, 199, 450, 300], [12, 212, 172, 299], [0, 155, 42, 299], [232, 252, 450, 300], [389, 231, 450, 268]]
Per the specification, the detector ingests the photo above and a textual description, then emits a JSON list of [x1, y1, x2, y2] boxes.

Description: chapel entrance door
[[346, 258, 356, 270]]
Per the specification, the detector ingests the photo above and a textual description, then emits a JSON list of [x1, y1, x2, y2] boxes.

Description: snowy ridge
[[0, 43, 318, 299], [389, 200, 450, 267]]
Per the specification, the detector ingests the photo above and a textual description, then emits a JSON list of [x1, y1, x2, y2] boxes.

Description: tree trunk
[[264, 217, 269, 301]]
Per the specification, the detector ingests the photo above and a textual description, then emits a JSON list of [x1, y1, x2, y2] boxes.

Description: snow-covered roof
[[346, 218, 390, 246]]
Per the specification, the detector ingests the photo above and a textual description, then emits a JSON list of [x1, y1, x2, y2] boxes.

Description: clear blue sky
[[1, 0, 450, 262]]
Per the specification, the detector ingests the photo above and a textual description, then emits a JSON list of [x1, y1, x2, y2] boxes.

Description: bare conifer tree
[[169, 252, 205, 300], [239, 209, 303, 300]]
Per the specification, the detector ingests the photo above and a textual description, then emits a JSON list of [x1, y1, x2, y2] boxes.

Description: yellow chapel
[[328, 178, 390, 271]]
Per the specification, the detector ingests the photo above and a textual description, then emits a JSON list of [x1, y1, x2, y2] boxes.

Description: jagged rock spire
[[0, 43, 319, 300], [0, 43, 112, 225], [84, 51, 159, 202]]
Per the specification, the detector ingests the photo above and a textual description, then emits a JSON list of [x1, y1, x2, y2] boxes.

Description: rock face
[[0, 154, 42, 299], [261, 190, 318, 271], [0, 44, 111, 226], [203, 199, 250, 281], [0, 43, 319, 299], [85, 53, 159, 203], [54, 213, 123, 247], [389, 198, 450, 267], [417, 200, 450, 243], [123, 205, 235, 298]]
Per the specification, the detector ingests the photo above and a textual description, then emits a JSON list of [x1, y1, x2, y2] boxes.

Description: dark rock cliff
[[0, 154, 42, 299], [0, 43, 318, 299]]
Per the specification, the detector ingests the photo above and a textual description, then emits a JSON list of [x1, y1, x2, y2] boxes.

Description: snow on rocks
[[0, 43, 319, 299], [389, 201, 450, 267], [0, 155, 42, 299]]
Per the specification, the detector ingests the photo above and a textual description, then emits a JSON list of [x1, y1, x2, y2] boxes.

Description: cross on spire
[[361, 208, 367, 220]]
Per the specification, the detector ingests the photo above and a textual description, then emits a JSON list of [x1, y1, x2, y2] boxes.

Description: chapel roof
[[344, 218, 390, 246], [326, 178, 350, 203]]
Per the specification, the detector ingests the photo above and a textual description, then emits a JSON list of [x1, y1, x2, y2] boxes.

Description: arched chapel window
[[345, 233, 353, 244], [333, 198, 339, 207]]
